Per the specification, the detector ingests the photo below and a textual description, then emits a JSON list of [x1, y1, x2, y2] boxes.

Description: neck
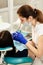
[[32, 19, 37, 27]]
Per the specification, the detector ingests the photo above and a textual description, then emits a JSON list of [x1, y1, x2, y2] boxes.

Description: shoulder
[[37, 24, 43, 29], [37, 24, 43, 36]]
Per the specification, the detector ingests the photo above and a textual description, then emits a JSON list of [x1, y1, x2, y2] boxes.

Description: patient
[[0, 30, 28, 57]]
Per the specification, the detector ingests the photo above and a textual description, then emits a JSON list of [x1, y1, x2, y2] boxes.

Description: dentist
[[12, 5, 43, 65]]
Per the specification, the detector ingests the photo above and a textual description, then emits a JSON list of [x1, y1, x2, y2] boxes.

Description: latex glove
[[12, 31, 27, 44]]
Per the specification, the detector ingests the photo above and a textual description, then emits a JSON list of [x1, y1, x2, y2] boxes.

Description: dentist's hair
[[17, 5, 43, 23]]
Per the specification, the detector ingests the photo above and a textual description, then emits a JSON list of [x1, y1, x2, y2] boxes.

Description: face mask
[[28, 22, 32, 26], [24, 21, 32, 26]]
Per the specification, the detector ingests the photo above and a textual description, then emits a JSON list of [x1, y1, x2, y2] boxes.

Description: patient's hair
[[0, 30, 16, 52]]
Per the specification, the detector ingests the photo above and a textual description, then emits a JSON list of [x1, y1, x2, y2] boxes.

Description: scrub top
[[32, 22, 43, 65]]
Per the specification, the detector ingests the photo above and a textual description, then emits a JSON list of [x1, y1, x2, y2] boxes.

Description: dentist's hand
[[12, 31, 27, 44]]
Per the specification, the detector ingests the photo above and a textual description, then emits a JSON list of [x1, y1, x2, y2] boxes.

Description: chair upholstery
[[4, 57, 33, 64]]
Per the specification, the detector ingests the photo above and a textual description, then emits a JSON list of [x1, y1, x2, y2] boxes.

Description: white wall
[[0, 0, 43, 23], [27, 0, 43, 12], [0, 11, 9, 23]]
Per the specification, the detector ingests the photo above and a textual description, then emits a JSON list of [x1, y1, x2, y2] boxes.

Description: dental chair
[[4, 44, 33, 65], [0, 47, 12, 64], [0, 46, 33, 65], [4, 41, 33, 65], [4, 56, 33, 65]]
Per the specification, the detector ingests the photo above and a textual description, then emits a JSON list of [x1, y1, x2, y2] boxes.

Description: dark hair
[[17, 5, 43, 23], [0, 30, 16, 52]]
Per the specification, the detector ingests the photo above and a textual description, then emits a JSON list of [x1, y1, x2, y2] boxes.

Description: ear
[[29, 16, 33, 21], [28, 16, 33, 21]]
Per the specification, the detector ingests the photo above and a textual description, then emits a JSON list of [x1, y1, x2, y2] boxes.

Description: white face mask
[[23, 21, 32, 26], [28, 22, 32, 26], [21, 21, 32, 32]]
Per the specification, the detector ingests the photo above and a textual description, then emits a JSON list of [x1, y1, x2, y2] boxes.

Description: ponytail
[[33, 9, 43, 23]]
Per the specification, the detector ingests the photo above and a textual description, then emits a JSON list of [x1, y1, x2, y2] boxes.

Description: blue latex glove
[[12, 31, 27, 44]]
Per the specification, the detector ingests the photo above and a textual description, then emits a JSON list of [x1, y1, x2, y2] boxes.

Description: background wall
[[0, 0, 43, 23]]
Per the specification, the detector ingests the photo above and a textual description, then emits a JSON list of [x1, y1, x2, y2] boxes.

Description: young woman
[[0, 30, 28, 57], [12, 5, 43, 65]]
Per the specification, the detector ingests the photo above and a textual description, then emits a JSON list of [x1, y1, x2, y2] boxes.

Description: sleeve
[[37, 24, 43, 36]]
